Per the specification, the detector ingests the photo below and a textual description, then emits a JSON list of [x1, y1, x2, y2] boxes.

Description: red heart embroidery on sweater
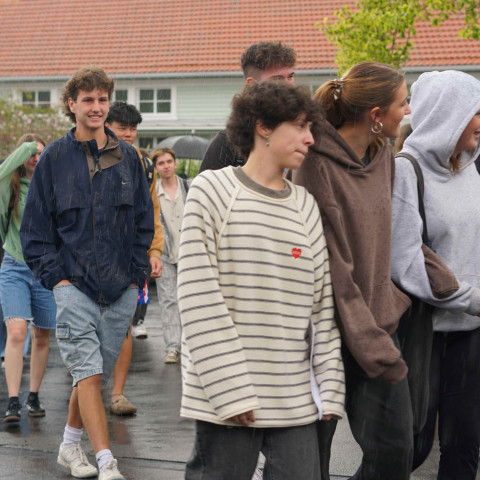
[[292, 248, 302, 259]]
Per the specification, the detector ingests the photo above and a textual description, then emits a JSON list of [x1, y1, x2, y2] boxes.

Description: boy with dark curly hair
[[178, 82, 344, 479]]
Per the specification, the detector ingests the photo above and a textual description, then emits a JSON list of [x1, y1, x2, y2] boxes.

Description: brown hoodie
[[293, 119, 411, 384]]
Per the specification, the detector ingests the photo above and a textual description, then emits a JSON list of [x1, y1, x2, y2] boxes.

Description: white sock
[[96, 449, 114, 471], [61, 425, 83, 449]]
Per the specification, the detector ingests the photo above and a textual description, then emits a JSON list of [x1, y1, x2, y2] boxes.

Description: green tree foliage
[[322, 0, 480, 73], [0, 94, 71, 159]]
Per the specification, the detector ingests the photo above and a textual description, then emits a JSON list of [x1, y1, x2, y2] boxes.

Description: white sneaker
[[99, 459, 125, 480], [131, 321, 148, 339], [164, 350, 180, 364], [57, 444, 98, 478]]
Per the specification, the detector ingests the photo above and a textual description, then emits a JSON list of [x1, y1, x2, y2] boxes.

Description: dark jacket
[[199, 129, 245, 173], [20, 127, 154, 304], [293, 119, 411, 384]]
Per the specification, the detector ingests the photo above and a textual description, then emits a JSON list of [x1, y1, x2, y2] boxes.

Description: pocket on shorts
[[56, 323, 82, 370]]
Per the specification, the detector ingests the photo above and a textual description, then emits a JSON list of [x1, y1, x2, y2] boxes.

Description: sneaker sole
[[133, 334, 147, 339], [3, 415, 21, 423], [28, 410, 46, 417], [109, 408, 137, 416], [57, 455, 98, 479]]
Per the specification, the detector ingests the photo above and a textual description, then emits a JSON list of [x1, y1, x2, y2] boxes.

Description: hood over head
[[403, 70, 480, 174]]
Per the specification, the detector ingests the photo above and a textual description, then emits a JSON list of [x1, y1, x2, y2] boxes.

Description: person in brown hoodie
[[293, 62, 412, 480]]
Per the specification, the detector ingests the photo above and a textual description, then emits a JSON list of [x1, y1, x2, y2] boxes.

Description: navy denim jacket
[[20, 127, 154, 304]]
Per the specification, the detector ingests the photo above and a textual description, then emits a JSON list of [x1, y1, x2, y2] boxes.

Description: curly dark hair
[[241, 42, 296, 80], [61, 66, 115, 123], [226, 82, 322, 159], [106, 101, 142, 126]]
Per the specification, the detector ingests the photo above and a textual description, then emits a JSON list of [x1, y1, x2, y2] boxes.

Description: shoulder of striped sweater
[[288, 180, 316, 208], [191, 166, 235, 189], [288, 179, 307, 197]]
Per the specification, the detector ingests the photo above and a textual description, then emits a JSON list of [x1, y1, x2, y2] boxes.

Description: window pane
[[140, 89, 154, 101], [22, 91, 35, 104], [139, 102, 154, 113], [115, 90, 128, 101], [157, 89, 171, 100], [38, 91, 50, 102], [38, 91, 51, 109], [156, 102, 171, 113]]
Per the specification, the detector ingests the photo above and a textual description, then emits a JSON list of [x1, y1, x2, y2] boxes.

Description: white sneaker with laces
[[131, 321, 148, 339], [99, 459, 125, 480], [57, 444, 98, 478]]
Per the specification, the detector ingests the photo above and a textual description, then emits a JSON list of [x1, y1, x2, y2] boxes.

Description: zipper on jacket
[[88, 145, 105, 304]]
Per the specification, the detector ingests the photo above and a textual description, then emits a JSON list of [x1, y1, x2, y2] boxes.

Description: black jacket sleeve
[[199, 130, 245, 173]]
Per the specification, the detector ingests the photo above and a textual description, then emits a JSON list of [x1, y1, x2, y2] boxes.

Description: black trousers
[[318, 336, 413, 480], [412, 327, 480, 480]]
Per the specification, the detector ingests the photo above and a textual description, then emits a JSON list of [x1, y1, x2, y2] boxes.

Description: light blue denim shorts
[[53, 284, 138, 386], [0, 252, 56, 329]]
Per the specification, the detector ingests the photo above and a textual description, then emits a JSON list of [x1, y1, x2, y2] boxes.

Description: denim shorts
[[53, 284, 138, 386], [0, 252, 56, 329]]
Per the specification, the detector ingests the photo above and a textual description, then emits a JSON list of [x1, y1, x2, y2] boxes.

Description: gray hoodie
[[391, 70, 480, 332]]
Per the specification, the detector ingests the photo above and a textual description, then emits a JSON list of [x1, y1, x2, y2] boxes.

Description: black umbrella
[[155, 134, 210, 160]]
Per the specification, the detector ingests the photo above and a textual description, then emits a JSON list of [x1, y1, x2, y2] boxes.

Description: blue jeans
[[185, 420, 320, 480], [53, 284, 137, 386], [0, 252, 56, 329], [155, 261, 181, 352]]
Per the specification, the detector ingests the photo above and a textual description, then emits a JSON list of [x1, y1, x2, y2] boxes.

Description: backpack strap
[[182, 177, 189, 195], [395, 152, 429, 245], [143, 156, 155, 187]]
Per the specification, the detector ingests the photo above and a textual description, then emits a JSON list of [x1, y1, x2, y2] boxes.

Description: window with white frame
[[139, 88, 172, 115], [114, 89, 128, 102], [22, 90, 51, 109]]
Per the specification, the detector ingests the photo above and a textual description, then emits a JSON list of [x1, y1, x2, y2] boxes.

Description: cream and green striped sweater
[[177, 166, 345, 427]]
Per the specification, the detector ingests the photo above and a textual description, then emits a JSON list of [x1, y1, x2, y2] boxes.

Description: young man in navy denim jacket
[[20, 66, 154, 480]]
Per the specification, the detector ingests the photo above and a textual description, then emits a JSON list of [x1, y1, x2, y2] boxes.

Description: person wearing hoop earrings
[[292, 62, 412, 480]]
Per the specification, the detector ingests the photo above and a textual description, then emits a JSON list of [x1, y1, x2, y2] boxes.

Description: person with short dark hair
[[178, 81, 344, 480], [199, 41, 296, 173], [105, 101, 164, 417], [21, 66, 154, 480]]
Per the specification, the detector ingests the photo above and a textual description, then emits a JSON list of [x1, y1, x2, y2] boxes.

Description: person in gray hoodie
[[391, 70, 480, 479]]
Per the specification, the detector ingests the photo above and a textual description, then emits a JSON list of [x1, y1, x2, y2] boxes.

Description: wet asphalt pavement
[[0, 288, 475, 479]]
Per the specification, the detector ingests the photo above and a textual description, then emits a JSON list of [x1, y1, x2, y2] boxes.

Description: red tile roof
[[0, 0, 478, 78]]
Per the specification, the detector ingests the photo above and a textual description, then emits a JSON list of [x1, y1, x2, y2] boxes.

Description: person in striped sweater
[[177, 81, 345, 480]]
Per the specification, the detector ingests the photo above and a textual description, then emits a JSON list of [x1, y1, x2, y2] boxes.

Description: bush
[[0, 94, 71, 159]]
